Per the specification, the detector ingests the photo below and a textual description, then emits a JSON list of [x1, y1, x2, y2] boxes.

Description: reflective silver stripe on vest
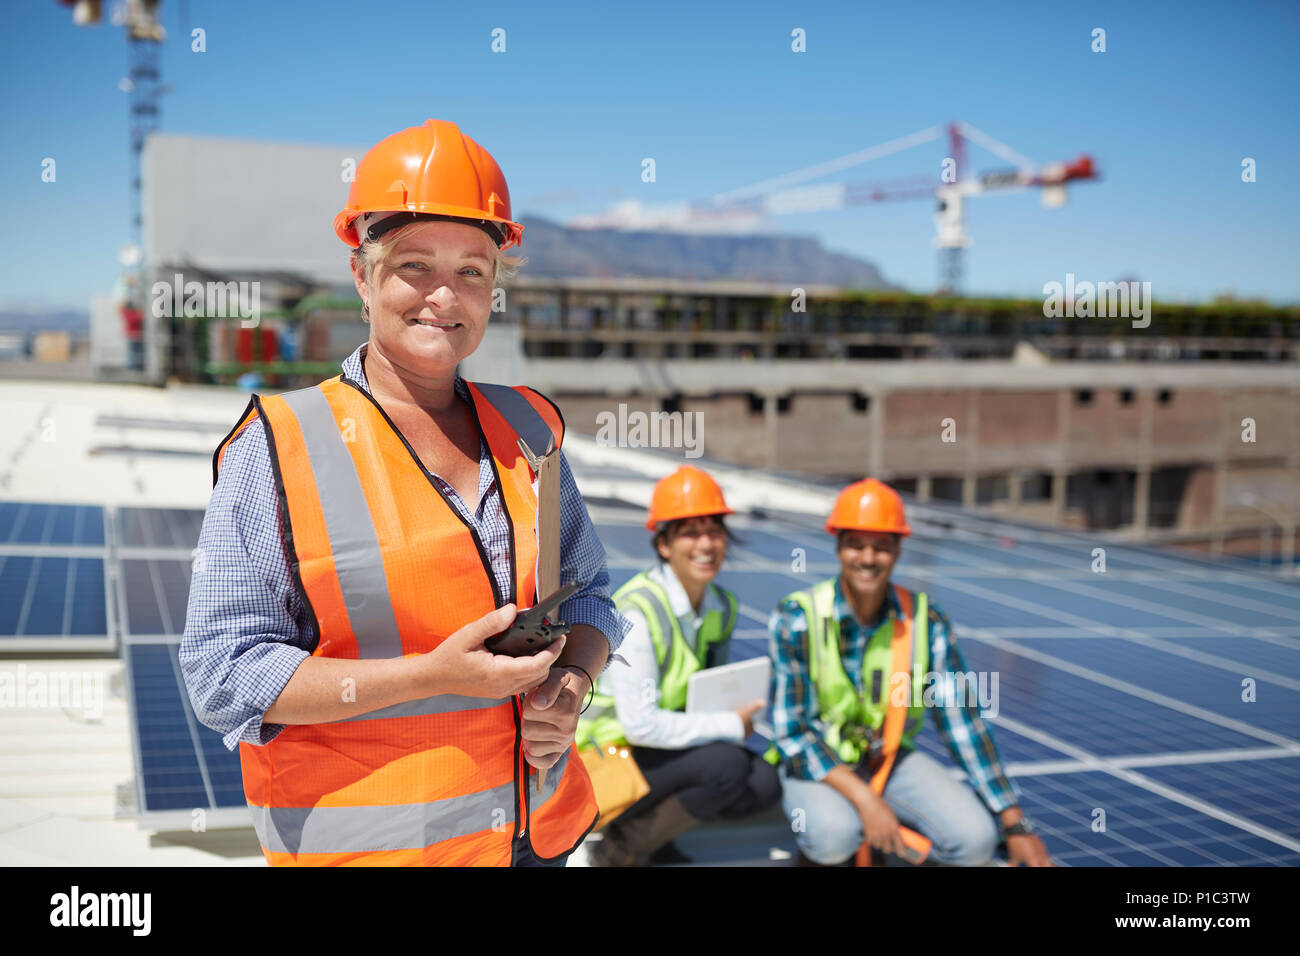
[[620, 585, 678, 661], [249, 780, 516, 855], [330, 694, 510, 722], [280, 386, 404, 660], [472, 382, 557, 455], [534, 747, 572, 809], [716, 585, 739, 638]]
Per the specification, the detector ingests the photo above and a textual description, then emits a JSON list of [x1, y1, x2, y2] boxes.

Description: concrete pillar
[[1282, 515, 1296, 574], [764, 393, 779, 471], [1132, 388, 1154, 535], [1211, 385, 1229, 555], [1052, 389, 1071, 525], [1051, 469, 1068, 524], [1133, 467, 1151, 534], [962, 472, 977, 509], [868, 390, 884, 479], [1286, 383, 1300, 573], [1211, 461, 1227, 556], [1008, 471, 1023, 508], [917, 474, 932, 503]]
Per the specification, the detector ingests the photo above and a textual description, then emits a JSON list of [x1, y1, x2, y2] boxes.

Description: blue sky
[[3, 0, 1298, 309]]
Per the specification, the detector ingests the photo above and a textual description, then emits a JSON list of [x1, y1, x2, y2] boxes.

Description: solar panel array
[[6, 488, 1297, 863], [595, 509, 1300, 866]]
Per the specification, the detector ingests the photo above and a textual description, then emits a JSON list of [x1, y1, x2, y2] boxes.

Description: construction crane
[[57, 0, 166, 252], [56, 0, 167, 374], [570, 122, 1098, 293]]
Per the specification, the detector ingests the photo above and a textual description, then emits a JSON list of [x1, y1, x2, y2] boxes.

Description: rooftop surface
[[1, 375, 1296, 866]]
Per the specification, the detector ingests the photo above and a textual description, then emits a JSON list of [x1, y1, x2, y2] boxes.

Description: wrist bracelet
[[560, 664, 596, 713]]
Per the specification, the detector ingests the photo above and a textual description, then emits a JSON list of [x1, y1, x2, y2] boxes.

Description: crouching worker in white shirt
[[576, 467, 780, 866]]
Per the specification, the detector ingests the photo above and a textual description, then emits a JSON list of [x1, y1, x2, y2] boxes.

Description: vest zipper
[[513, 695, 529, 838], [343, 376, 535, 846]]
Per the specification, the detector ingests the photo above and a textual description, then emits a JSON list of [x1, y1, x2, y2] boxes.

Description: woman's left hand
[[520, 665, 591, 770]]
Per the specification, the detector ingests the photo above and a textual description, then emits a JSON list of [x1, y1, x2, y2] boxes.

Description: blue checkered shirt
[[768, 576, 1020, 813], [180, 341, 627, 751]]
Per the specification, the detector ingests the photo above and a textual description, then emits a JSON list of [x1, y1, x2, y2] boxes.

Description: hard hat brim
[[646, 507, 736, 532]]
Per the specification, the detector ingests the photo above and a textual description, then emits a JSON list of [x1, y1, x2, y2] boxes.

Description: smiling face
[[350, 219, 497, 378], [656, 515, 728, 593], [836, 530, 901, 605]]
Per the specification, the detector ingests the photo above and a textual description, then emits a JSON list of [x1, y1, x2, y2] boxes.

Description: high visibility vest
[[213, 374, 598, 866], [576, 569, 738, 750], [764, 579, 929, 768]]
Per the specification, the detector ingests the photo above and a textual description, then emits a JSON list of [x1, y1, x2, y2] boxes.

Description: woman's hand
[[520, 665, 590, 770], [422, 604, 566, 699], [733, 699, 766, 738]]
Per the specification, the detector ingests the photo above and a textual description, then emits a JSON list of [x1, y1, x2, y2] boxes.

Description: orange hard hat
[[825, 478, 911, 536], [334, 119, 524, 251], [646, 466, 734, 531]]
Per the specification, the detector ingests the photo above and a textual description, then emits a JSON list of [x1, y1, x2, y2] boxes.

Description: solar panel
[[0, 553, 110, 650], [0, 501, 104, 546], [122, 642, 247, 825], [1137, 757, 1300, 844], [1180, 636, 1300, 671], [115, 507, 204, 551], [118, 558, 193, 636], [1006, 637, 1300, 736], [1010, 770, 1300, 866], [90, 501, 245, 828]]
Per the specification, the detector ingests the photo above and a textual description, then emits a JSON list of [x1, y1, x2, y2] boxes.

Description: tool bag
[[578, 743, 651, 831]]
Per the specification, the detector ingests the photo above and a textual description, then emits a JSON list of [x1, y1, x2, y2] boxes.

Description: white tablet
[[686, 657, 771, 717]]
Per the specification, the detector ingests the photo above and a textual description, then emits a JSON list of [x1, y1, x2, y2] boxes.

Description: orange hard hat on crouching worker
[[333, 119, 524, 251], [646, 466, 734, 531], [826, 478, 911, 536]]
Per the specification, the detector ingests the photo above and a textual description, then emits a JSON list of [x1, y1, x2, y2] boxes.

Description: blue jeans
[[779, 748, 999, 866]]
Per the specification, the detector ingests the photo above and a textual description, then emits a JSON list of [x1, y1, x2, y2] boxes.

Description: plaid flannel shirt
[[768, 575, 1020, 814]]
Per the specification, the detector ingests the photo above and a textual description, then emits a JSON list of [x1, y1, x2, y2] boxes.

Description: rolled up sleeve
[[554, 449, 630, 669], [179, 422, 313, 751]]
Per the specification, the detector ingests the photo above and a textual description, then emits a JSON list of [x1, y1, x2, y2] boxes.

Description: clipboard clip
[[517, 435, 556, 475]]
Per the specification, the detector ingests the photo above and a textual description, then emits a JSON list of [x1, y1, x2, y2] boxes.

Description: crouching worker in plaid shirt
[[766, 479, 1052, 867]]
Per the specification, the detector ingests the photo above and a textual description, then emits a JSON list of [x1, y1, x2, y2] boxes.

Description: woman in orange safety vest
[[182, 120, 624, 866]]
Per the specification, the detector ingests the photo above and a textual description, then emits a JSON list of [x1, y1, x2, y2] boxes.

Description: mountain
[[0, 309, 89, 333], [514, 215, 895, 289]]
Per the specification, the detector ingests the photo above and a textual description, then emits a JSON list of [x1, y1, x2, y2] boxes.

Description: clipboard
[[519, 435, 561, 600], [518, 435, 564, 796]]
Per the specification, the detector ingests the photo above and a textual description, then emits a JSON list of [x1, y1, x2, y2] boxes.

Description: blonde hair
[[351, 219, 526, 322]]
